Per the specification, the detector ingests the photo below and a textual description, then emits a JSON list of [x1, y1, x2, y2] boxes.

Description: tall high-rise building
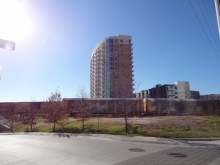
[[90, 35, 134, 98], [215, 0, 220, 36]]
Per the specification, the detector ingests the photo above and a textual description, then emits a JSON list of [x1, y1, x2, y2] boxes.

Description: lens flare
[[0, 0, 32, 41]]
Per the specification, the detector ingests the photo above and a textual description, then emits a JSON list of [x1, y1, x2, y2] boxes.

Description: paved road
[[0, 133, 220, 165]]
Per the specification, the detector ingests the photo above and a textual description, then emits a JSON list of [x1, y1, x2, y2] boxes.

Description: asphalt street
[[0, 133, 220, 165]]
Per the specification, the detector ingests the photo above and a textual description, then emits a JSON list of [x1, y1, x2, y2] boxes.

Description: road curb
[[172, 138, 220, 141], [1, 132, 220, 145]]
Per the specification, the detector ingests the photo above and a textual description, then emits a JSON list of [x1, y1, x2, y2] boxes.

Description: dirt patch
[[94, 117, 165, 125], [96, 116, 205, 129]]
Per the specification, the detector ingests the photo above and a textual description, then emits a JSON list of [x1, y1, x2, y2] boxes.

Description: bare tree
[[41, 90, 68, 131], [18, 102, 40, 131], [72, 88, 91, 132], [90, 100, 101, 130], [95, 101, 101, 130], [115, 79, 139, 133], [0, 103, 17, 132]]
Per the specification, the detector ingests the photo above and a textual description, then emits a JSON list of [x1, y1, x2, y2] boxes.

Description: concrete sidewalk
[[1, 132, 220, 147], [0, 133, 220, 165]]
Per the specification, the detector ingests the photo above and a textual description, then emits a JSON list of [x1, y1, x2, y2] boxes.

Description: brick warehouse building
[[90, 35, 134, 98]]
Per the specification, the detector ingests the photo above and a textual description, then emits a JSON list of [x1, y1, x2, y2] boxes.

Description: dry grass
[[2, 116, 220, 137]]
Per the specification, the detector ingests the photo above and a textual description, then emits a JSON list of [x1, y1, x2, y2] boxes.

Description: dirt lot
[[0, 116, 205, 128], [98, 116, 204, 126]]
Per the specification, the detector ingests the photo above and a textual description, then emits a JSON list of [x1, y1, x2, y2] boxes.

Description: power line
[[197, 0, 220, 53], [202, 0, 220, 45], [189, 0, 220, 63]]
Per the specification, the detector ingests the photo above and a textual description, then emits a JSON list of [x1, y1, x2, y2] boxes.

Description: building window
[[120, 40, 123, 42]]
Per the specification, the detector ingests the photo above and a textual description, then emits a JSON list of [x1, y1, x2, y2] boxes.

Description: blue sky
[[0, 0, 220, 102]]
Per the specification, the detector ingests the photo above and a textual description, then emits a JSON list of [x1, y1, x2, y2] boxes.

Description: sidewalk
[[1, 132, 220, 147]]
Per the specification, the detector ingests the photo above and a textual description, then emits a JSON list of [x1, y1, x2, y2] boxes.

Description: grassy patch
[[192, 126, 208, 132], [4, 116, 220, 138], [11, 118, 147, 135], [177, 125, 191, 132]]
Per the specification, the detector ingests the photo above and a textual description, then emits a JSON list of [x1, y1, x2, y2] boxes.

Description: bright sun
[[0, 0, 32, 41]]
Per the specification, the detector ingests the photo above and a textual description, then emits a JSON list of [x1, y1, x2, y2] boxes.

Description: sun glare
[[0, 0, 32, 41]]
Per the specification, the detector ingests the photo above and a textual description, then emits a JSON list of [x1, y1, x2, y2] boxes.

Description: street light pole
[[0, 38, 15, 51], [0, 65, 2, 80], [0, 38, 16, 80]]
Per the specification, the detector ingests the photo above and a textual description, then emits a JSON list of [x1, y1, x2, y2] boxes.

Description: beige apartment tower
[[90, 35, 134, 98]]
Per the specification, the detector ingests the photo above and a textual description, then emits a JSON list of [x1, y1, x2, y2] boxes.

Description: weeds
[[8, 116, 220, 138]]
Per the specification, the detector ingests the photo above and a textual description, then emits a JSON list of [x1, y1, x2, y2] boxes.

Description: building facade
[[135, 81, 191, 99], [190, 91, 200, 99], [90, 35, 134, 98], [160, 84, 176, 99], [174, 81, 190, 99], [200, 94, 220, 100]]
